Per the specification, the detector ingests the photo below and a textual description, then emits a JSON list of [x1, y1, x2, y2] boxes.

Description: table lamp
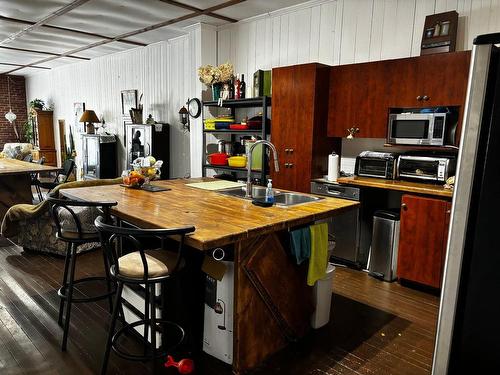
[[79, 110, 99, 134]]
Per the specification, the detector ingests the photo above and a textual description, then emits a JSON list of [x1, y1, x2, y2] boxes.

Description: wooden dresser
[[34, 110, 57, 166]]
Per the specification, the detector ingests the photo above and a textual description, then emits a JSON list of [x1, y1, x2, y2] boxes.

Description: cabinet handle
[[446, 209, 451, 214], [285, 148, 290, 153], [416, 95, 422, 101], [289, 148, 294, 153], [289, 163, 294, 168], [285, 163, 289, 168], [422, 95, 430, 101], [401, 203, 408, 211]]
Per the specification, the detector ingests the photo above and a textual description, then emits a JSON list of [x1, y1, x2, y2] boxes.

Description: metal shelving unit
[[202, 96, 271, 184]]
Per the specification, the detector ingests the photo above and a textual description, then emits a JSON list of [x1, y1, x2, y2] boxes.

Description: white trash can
[[311, 263, 336, 329]]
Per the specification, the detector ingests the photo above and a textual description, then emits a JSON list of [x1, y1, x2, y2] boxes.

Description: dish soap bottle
[[265, 179, 274, 203]]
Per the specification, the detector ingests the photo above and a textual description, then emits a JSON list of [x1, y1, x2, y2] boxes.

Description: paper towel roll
[[327, 153, 339, 182]]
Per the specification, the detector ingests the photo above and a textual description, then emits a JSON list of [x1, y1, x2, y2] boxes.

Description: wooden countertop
[[61, 178, 358, 251], [0, 158, 60, 175], [336, 176, 453, 198]]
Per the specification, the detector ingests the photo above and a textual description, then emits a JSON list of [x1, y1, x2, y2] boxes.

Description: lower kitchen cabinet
[[397, 194, 451, 288]]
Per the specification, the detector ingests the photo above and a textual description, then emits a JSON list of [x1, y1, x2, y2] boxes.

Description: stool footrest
[[111, 319, 184, 361], [58, 276, 115, 303]]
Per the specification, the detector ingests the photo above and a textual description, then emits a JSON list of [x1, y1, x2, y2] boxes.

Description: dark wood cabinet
[[82, 134, 117, 180], [34, 110, 57, 166], [386, 51, 471, 108], [397, 194, 451, 288], [328, 61, 390, 138], [271, 63, 339, 193], [327, 51, 471, 143]]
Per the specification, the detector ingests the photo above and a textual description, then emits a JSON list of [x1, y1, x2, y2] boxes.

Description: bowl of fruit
[[121, 156, 163, 189]]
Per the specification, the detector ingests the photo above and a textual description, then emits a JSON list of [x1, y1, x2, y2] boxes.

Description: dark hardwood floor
[[0, 237, 438, 374]]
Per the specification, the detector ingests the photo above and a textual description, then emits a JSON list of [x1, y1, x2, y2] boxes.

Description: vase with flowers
[[198, 62, 234, 101]]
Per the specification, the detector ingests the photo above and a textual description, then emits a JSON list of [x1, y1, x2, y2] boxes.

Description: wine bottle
[[240, 74, 246, 99], [234, 74, 241, 99]]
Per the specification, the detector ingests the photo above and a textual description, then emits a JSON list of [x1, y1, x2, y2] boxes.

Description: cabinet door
[[328, 62, 391, 138], [327, 64, 356, 138], [271, 65, 317, 191], [418, 51, 471, 107], [83, 136, 100, 179], [37, 111, 55, 150], [397, 194, 450, 288]]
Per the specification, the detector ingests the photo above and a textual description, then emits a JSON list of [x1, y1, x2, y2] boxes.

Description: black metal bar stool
[[48, 197, 118, 351], [94, 216, 195, 375]]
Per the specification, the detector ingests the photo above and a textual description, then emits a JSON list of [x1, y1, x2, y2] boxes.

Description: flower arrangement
[[198, 62, 234, 86]]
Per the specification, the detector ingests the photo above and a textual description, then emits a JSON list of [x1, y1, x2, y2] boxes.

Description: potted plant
[[29, 98, 45, 110], [198, 63, 234, 100]]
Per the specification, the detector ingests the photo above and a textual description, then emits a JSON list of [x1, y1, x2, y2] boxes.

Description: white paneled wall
[[26, 41, 190, 177]]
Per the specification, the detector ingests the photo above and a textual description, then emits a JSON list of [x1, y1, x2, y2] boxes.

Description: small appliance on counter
[[355, 151, 399, 179], [397, 154, 457, 183], [387, 107, 458, 146]]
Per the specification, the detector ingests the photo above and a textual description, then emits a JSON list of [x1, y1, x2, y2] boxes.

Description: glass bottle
[[240, 74, 246, 99]]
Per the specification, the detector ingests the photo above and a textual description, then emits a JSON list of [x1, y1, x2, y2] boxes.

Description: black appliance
[[125, 123, 170, 179], [82, 134, 117, 180], [355, 151, 399, 179], [432, 33, 500, 374]]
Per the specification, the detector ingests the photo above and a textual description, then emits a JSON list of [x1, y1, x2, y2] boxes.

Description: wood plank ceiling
[[0, 0, 308, 75]]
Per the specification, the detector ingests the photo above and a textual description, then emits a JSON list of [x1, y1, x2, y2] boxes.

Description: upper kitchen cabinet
[[327, 51, 471, 140], [386, 51, 471, 108], [271, 63, 339, 193], [328, 61, 390, 138]]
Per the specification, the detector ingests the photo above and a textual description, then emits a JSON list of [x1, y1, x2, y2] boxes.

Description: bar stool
[[48, 198, 118, 351], [94, 216, 195, 375]]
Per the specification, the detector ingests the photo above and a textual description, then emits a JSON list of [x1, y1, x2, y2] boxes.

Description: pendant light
[[4, 76, 17, 124]]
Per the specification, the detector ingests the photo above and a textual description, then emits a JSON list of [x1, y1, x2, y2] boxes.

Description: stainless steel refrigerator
[[433, 33, 500, 374]]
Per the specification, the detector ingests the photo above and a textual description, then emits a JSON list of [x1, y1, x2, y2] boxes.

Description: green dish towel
[[307, 223, 329, 286], [290, 227, 311, 265]]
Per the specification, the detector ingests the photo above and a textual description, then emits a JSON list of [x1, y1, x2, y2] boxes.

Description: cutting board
[[185, 180, 244, 191]]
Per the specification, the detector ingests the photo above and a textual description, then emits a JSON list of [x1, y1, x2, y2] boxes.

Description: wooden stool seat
[[117, 249, 183, 279]]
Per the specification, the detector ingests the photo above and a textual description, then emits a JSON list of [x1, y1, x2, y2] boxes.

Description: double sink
[[218, 186, 323, 207]]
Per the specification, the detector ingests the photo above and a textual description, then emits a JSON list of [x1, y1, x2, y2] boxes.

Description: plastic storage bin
[[311, 263, 336, 329]]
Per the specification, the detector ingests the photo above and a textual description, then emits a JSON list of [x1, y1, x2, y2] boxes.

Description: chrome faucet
[[245, 140, 280, 198]]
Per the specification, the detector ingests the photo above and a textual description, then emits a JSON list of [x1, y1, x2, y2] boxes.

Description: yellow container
[[228, 155, 247, 168]]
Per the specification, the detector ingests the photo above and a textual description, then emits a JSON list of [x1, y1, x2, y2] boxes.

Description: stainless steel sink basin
[[218, 186, 280, 199], [218, 186, 323, 206], [273, 192, 322, 206]]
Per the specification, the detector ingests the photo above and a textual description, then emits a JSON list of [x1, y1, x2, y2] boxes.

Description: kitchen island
[[0, 158, 60, 220], [61, 178, 358, 373]]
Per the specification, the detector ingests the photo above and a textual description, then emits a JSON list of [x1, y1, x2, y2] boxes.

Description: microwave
[[397, 155, 456, 182], [355, 151, 399, 179], [387, 111, 457, 146]]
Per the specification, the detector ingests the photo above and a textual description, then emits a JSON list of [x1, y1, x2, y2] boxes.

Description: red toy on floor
[[165, 355, 195, 374]]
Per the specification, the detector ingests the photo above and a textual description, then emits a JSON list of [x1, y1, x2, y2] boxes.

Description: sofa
[[0, 143, 34, 160], [1, 178, 122, 256]]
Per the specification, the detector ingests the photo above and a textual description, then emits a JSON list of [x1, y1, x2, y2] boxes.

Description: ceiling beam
[[158, 0, 239, 23], [0, 63, 50, 70], [0, 46, 89, 61], [5, 0, 244, 74], [0, 16, 147, 47], [0, 0, 92, 46]]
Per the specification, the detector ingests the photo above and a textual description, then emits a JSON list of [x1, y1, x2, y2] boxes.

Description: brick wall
[[0, 74, 28, 149]]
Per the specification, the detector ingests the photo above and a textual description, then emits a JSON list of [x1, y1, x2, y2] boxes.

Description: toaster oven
[[397, 155, 456, 182], [355, 151, 399, 179]]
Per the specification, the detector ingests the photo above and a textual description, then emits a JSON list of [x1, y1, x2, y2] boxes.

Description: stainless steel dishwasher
[[311, 180, 369, 268]]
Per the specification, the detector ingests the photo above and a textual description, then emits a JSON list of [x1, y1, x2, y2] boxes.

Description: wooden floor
[[0, 237, 439, 374]]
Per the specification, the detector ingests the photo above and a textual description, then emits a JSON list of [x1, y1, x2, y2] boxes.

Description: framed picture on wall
[[121, 90, 137, 115], [74, 102, 85, 133]]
